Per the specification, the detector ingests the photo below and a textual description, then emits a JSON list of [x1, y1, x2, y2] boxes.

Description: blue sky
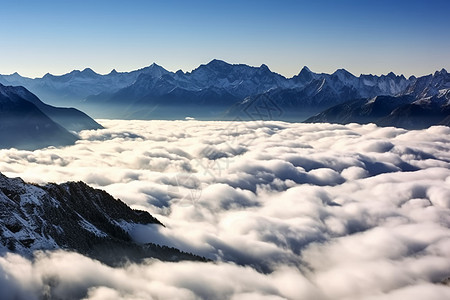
[[1, 0, 449, 78]]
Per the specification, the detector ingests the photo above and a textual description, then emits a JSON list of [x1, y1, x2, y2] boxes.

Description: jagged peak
[[138, 63, 170, 78], [294, 66, 315, 83], [209, 58, 226, 64], [81, 68, 97, 75], [206, 59, 230, 68], [333, 68, 355, 78], [387, 71, 396, 78], [434, 68, 447, 76], [109, 69, 118, 75], [43, 72, 55, 78], [143, 63, 169, 72], [300, 66, 312, 73], [66, 70, 81, 76], [331, 69, 356, 83], [257, 64, 273, 74], [296, 66, 313, 78]]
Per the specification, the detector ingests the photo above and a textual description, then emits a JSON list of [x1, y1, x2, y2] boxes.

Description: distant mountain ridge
[[0, 60, 412, 119], [0, 61, 448, 127], [0, 66, 160, 106], [305, 69, 450, 129], [0, 83, 102, 150]]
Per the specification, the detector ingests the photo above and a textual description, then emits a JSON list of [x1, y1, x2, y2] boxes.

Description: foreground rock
[[0, 172, 205, 265]]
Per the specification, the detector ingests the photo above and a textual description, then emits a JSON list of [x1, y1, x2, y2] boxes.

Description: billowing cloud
[[0, 120, 449, 299]]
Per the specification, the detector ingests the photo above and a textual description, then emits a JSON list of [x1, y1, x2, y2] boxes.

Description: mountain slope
[[226, 66, 412, 121], [0, 84, 78, 150], [304, 95, 414, 125], [7, 85, 103, 132], [0, 172, 204, 265], [0, 84, 102, 149], [305, 69, 450, 129], [378, 93, 450, 129], [403, 69, 450, 99]]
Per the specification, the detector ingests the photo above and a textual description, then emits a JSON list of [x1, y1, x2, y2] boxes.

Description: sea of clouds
[[0, 120, 449, 299]]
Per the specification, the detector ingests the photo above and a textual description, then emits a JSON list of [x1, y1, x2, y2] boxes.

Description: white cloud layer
[[1, 120, 450, 299]]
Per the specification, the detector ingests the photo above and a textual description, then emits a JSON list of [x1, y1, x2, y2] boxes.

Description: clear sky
[[1, 0, 449, 78]]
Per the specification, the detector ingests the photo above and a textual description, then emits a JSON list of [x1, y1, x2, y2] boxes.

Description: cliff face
[[0, 173, 204, 265]]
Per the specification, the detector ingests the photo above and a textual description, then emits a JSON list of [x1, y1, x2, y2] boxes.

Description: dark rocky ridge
[[0, 173, 205, 265]]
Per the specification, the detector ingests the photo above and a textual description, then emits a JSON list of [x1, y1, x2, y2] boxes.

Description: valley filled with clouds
[[1, 120, 450, 299]]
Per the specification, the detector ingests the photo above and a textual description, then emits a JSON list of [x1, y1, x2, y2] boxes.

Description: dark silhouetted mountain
[[7, 85, 103, 132], [0, 172, 205, 265], [305, 95, 414, 125], [378, 92, 450, 129], [0, 84, 78, 150], [305, 69, 450, 129], [0, 84, 102, 150]]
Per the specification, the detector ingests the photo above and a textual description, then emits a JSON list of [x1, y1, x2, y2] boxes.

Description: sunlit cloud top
[[0, 120, 449, 298]]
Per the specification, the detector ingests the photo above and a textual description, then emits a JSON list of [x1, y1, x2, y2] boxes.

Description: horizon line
[[1, 59, 447, 80]]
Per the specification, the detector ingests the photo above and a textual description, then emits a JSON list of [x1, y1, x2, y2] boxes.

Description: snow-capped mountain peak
[[0, 60, 447, 123], [332, 68, 357, 86], [140, 63, 171, 78]]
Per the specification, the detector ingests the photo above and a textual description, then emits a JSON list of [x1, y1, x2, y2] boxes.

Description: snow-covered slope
[[305, 69, 450, 129], [0, 172, 204, 264], [402, 68, 450, 99]]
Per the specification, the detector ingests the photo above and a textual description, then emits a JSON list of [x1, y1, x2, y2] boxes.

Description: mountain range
[[0, 83, 102, 150], [1, 60, 449, 128], [0, 172, 204, 265], [305, 69, 450, 129]]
